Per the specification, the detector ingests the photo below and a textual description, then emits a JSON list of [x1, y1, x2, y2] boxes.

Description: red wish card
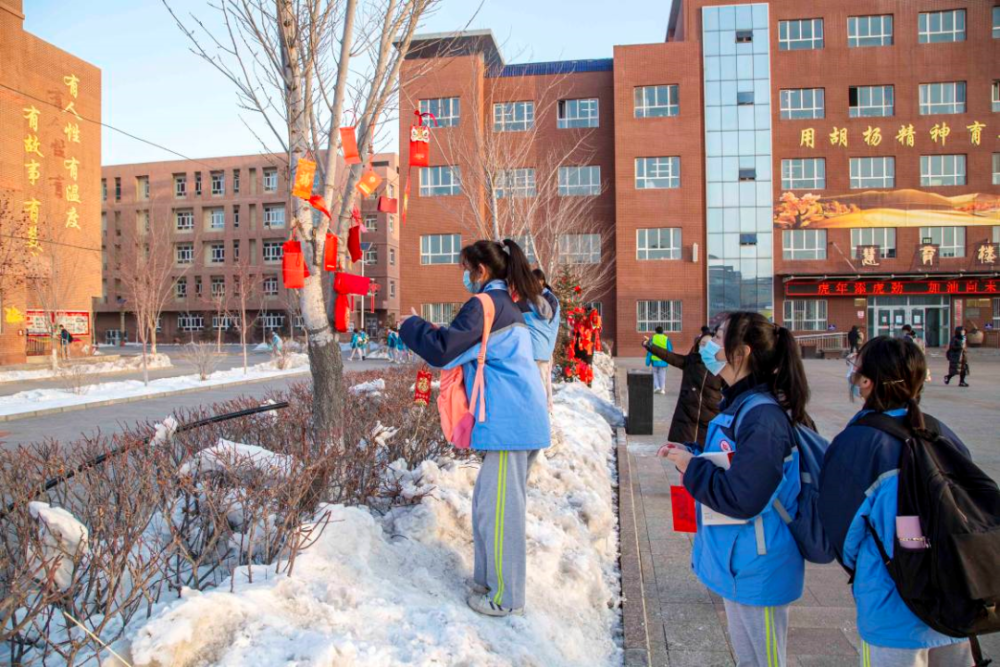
[[671, 485, 697, 533]]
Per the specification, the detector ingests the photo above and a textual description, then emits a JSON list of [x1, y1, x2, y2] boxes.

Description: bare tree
[[230, 252, 264, 373], [0, 195, 34, 312], [165, 0, 439, 439]]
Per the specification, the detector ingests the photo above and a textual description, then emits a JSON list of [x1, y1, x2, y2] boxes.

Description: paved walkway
[[617, 353, 1000, 666]]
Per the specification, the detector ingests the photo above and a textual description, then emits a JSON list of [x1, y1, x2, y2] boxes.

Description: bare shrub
[[182, 342, 220, 381], [56, 363, 94, 395], [272, 343, 296, 371]]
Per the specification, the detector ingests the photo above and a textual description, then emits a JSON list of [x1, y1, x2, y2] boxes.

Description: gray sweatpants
[[723, 599, 789, 667], [860, 640, 973, 667], [652, 366, 667, 392], [472, 450, 530, 610]]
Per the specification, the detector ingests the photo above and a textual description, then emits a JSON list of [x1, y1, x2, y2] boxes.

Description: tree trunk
[[150, 327, 158, 355], [301, 276, 343, 440]]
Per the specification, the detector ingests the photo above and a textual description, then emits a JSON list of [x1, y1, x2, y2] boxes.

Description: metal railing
[[795, 331, 849, 352], [25, 337, 51, 357]]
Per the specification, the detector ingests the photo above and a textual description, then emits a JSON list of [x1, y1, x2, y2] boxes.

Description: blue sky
[[25, 0, 673, 165]]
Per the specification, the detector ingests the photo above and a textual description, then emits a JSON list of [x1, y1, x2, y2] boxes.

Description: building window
[[364, 214, 378, 232], [364, 246, 378, 266], [178, 314, 204, 331], [233, 169, 240, 194], [993, 81, 1000, 113], [419, 97, 460, 127], [389, 281, 396, 298], [209, 208, 225, 230], [558, 166, 601, 196], [919, 82, 966, 115], [993, 154, 1000, 186], [388, 216, 395, 234], [637, 228, 682, 260], [233, 205, 240, 228], [175, 278, 187, 299], [634, 84, 679, 118], [995, 7, 1000, 38], [636, 300, 682, 333], [509, 235, 537, 263], [635, 157, 680, 189], [850, 157, 895, 189], [848, 15, 893, 47], [209, 243, 225, 264], [137, 176, 150, 200], [260, 312, 285, 330], [557, 98, 599, 129], [174, 174, 187, 197], [419, 166, 461, 196], [114, 177, 121, 201], [195, 277, 202, 297], [558, 233, 601, 264], [735, 29, 753, 43], [210, 277, 225, 298], [263, 168, 278, 192], [782, 229, 827, 260], [263, 204, 285, 229], [194, 172, 202, 196], [422, 303, 459, 326], [779, 88, 825, 120], [263, 241, 283, 263], [918, 9, 965, 43], [175, 210, 194, 231], [495, 168, 536, 198], [851, 228, 897, 259], [212, 315, 238, 330], [263, 275, 278, 296], [781, 158, 826, 189], [849, 85, 894, 117], [784, 300, 827, 331], [211, 171, 224, 195], [233, 240, 240, 260], [920, 226, 965, 258], [920, 154, 966, 186], [778, 18, 824, 50], [420, 234, 461, 265], [389, 248, 396, 265], [176, 243, 194, 264], [493, 101, 534, 132], [102, 179, 107, 202]]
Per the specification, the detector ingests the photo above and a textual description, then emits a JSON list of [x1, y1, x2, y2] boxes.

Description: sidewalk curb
[[0, 370, 309, 423]]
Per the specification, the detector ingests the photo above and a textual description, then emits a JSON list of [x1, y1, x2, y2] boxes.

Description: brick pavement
[[617, 352, 1000, 667]]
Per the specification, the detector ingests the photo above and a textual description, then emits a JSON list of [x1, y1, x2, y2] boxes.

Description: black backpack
[[856, 413, 1000, 665]]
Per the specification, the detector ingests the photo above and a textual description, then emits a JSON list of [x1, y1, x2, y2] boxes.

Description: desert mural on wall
[[774, 190, 1000, 230]]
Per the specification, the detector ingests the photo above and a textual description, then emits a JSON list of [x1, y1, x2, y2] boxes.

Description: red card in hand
[[671, 485, 697, 533]]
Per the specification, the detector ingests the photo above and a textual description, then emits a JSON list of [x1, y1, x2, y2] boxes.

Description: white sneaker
[[467, 593, 523, 617], [468, 580, 489, 595]]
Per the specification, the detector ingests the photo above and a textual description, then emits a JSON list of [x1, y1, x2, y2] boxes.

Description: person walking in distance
[[944, 326, 970, 387], [645, 326, 672, 394], [848, 325, 862, 354], [521, 268, 560, 412], [59, 325, 73, 360]]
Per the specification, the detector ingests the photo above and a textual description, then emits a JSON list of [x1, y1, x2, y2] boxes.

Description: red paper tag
[[414, 369, 432, 406], [671, 486, 697, 533]]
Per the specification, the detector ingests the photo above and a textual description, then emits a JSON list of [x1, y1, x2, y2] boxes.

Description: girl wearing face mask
[[819, 336, 974, 666], [399, 239, 549, 618], [660, 311, 813, 667]]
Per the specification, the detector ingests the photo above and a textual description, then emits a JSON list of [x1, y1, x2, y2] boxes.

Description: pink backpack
[[437, 293, 495, 449]]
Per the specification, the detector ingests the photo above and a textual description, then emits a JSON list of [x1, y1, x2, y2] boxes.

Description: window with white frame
[[636, 300, 682, 332], [389, 248, 396, 265], [263, 275, 278, 296], [509, 235, 537, 264], [389, 281, 396, 298], [781, 158, 826, 189], [213, 315, 238, 330], [419, 97, 460, 127], [364, 214, 377, 232], [783, 300, 827, 331], [388, 216, 395, 235], [364, 246, 378, 265], [174, 174, 187, 197], [209, 243, 225, 264], [635, 157, 680, 189], [848, 15, 893, 47], [779, 18, 824, 50], [260, 312, 285, 329], [176, 243, 194, 264], [558, 166, 601, 196], [493, 101, 534, 132], [558, 233, 601, 264], [920, 154, 966, 186], [175, 210, 194, 231], [422, 303, 459, 326], [208, 208, 225, 230], [993, 153, 1000, 186], [263, 204, 285, 228], [992, 81, 1000, 113], [850, 157, 895, 189], [919, 82, 966, 115], [178, 313, 204, 331], [849, 85, 894, 117], [920, 226, 966, 257], [779, 88, 825, 119], [918, 9, 965, 43], [782, 229, 827, 260], [175, 278, 187, 299], [420, 234, 461, 265], [263, 241, 283, 263], [634, 84, 679, 118], [233, 206, 240, 228], [995, 7, 1000, 38], [637, 228, 682, 260], [263, 168, 278, 192], [557, 98, 599, 129], [419, 166, 461, 196], [495, 168, 537, 198], [137, 176, 150, 200], [851, 228, 897, 258], [233, 169, 240, 193], [211, 171, 224, 195], [210, 277, 225, 298]]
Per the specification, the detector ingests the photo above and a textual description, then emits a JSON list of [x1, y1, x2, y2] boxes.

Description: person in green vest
[[645, 326, 673, 394]]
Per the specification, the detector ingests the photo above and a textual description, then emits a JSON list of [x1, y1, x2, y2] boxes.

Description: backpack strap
[[854, 412, 943, 443], [469, 293, 495, 424]]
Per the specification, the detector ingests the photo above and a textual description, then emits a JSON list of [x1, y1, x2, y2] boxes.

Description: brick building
[[399, 1, 1000, 356], [97, 153, 401, 344], [0, 0, 102, 364]]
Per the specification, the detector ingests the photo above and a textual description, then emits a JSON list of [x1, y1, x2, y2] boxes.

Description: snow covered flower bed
[[0, 353, 173, 383]]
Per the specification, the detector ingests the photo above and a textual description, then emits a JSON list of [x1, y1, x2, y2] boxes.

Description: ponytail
[[502, 239, 541, 304], [772, 325, 812, 427]]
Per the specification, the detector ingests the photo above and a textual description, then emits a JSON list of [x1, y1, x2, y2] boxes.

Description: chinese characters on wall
[[800, 121, 988, 150]]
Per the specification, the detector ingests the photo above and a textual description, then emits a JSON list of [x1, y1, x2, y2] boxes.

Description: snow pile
[[28, 502, 89, 591], [177, 438, 295, 478], [0, 354, 173, 383], [125, 366, 622, 666], [349, 378, 385, 396], [150, 416, 179, 448]]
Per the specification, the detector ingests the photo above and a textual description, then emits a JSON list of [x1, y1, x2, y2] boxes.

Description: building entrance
[[868, 296, 949, 347]]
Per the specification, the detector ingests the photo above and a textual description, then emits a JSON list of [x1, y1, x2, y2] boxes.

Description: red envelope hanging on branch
[[340, 126, 361, 165], [348, 225, 362, 263], [414, 369, 433, 406], [282, 240, 306, 289], [377, 196, 398, 213], [308, 195, 332, 220], [356, 167, 382, 197], [333, 271, 370, 296], [323, 233, 338, 272], [292, 158, 316, 200], [334, 294, 352, 332], [402, 110, 437, 225]]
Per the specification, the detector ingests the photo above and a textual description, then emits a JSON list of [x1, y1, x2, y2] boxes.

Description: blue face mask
[[700, 339, 727, 376], [462, 270, 480, 294]]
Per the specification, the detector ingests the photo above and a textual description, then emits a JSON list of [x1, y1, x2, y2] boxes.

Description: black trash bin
[[626, 369, 654, 435]]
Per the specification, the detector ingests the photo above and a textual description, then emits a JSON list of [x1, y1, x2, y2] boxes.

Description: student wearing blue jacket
[[662, 312, 813, 667], [400, 239, 550, 618], [819, 337, 973, 667], [521, 268, 560, 411]]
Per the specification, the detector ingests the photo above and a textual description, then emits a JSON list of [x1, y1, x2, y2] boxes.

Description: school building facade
[[399, 0, 1000, 356]]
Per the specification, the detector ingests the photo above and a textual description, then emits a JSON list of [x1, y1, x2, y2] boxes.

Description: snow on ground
[[124, 361, 623, 667], [0, 354, 173, 383], [0, 354, 309, 418]]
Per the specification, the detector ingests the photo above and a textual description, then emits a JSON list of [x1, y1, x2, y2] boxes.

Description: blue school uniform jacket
[[683, 378, 805, 606], [521, 288, 560, 361], [399, 280, 550, 451], [818, 409, 970, 649]]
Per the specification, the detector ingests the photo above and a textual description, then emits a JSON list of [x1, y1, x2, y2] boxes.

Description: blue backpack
[[733, 392, 836, 564]]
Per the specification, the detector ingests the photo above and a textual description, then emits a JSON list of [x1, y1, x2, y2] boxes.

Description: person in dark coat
[[848, 325, 862, 353], [642, 330, 723, 446], [944, 326, 970, 387]]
